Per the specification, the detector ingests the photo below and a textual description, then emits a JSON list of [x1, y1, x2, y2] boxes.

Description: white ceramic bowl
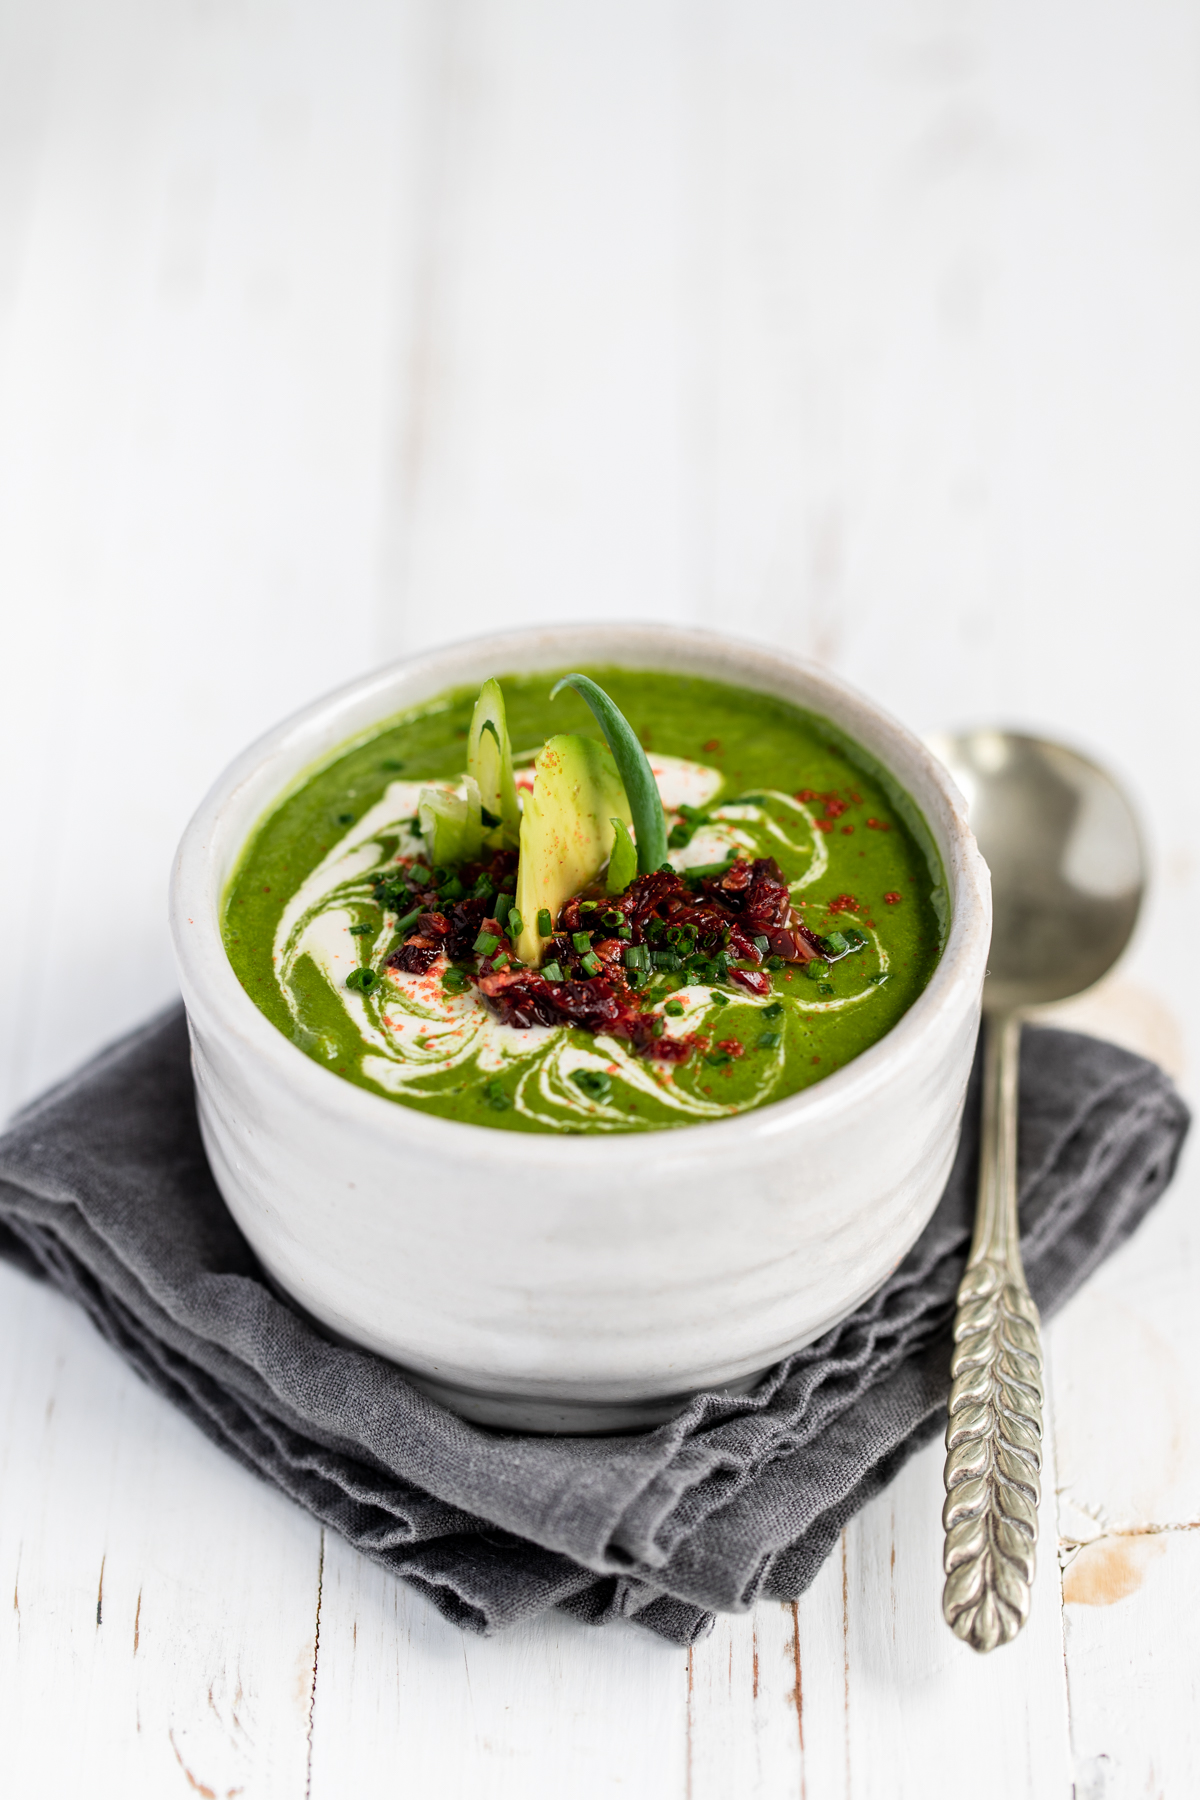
[[171, 625, 990, 1432]]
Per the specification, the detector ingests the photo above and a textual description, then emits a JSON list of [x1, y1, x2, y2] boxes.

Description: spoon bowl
[[926, 730, 1146, 1013]]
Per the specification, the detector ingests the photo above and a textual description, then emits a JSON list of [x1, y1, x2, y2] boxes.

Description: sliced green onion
[[346, 967, 379, 994], [537, 908, 553, 936], [550, 674, 668, 873], [664, 1000, 685, 1017], [572, 931, 592, 953], [507, 909, 525, 936], [392, 906, 423, 936], [762, 1002, 784, 1020], [757, 1030, 782, 1050], [441, 967, 471, 994], [348, 923, 374, 936], [710, 991, 730, 1008], [542, 960, 564, 982], [765, 954, 785, 971], [484, 1078, 511, 1111], [474, 930, 500, 955], [580, 951, 602, 976], [571, 1068, 613, 1103]]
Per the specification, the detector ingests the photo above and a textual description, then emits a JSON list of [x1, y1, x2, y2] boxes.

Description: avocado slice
[[513, 735, 632, 966]]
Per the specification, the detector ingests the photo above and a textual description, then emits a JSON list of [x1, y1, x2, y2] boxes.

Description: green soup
[[224, 669, 946, 1133]]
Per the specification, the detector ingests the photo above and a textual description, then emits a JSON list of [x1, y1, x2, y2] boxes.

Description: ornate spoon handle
[[942, 1011, 1044, 1652]]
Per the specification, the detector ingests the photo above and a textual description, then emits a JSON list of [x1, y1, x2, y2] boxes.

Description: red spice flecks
[[795, 788, 818, 803], [703, 738, 722, 754], [814, 819, 835, 833], [827, 894, 861, 915], [865, 818, 891, 831], [717, 1038, 745, 1059], [883, 891, 902, 905], [823, 798, 848, 820], [841, 826, 854, 835]]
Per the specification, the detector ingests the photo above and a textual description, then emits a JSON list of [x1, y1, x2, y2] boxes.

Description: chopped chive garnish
[[710, 991, 730, 1007], [337, 812, 355, 825], [765, 954, 785, 970], [439, 876, 465, 902], [757, 1030, 782, 1050], [494, 893, 512, 925], [844, 928, 867, 949], [623, 944, 649, 972], [349, 923, 374, 936], [542, 961, 564, 982], [664, 1000, 685, 1017], [825, 931, 850, 955], [752, 935, 771, 953], [704, 1050, 731, 1067], [580, 901, 598, 914], [484, 1079, 511, 1111], [571, 1068, 613, 1103], [818, 982, 834, 995], [493, 952, 510, 970], [601, 909, 623, 928], [474, 930, 500, 955], [580, 951, 602, 976], [762, 1002, 784, 1020], [380, 758, 405, 771], [345, 967, 379, 994], [806, 961, 829, 981], [441, 967, 471, 994], [507, 909, 525, 936], [652, 950, 680, 971], [392, 906, 422, 936], [572, 931, 592, 953], [867, 972, 889, 986], [651, 1016, 665, 1038], [537, 908, 553, 936], [409, 865, 430, 884]]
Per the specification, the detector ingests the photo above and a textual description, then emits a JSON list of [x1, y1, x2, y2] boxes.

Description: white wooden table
[[2, 4, 1199, 1793]]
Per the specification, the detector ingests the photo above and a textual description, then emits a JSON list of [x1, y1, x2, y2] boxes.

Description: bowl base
[[403, 1366, 769, 1435]]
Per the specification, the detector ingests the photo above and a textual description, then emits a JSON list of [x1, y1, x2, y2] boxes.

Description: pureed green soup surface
[[224, 669, 946, 1133]]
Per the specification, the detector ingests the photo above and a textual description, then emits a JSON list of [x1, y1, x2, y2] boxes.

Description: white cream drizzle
[[270, 756, 884, 1127]]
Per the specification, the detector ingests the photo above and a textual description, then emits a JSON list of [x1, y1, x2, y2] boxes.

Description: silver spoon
[[925, 730, 1146, 1652]]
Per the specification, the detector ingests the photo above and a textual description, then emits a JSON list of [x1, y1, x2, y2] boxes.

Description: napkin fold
[[0, 1007, 1187, 1644]]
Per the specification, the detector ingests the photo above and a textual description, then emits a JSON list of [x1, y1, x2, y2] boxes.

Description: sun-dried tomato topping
[[381, 850, 854, 1064]]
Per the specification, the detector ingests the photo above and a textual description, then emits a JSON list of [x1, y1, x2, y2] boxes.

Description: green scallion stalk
[[549, 674, 668, 874]]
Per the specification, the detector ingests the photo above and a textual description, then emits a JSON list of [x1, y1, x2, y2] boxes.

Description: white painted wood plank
[[0, 1261, 321, 1799], [1063, 1530, 1200, 1800], [306, 1530, 689, 1800], [380, 0, 699, 655]]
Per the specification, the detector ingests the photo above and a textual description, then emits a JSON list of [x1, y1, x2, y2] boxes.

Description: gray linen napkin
[[0, 1007, 1187, 1644]]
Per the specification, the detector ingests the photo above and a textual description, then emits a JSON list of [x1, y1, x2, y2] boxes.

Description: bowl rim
[[170, 621, 990, 1166]]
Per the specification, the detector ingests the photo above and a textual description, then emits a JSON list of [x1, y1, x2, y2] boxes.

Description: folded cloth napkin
[[0, 1007, 1187, 1645]]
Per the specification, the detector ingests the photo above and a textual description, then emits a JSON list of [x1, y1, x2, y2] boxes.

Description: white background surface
[[1, 2, 1199, 1794]]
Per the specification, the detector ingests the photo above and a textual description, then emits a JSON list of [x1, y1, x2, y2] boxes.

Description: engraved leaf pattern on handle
[[941, 1255, 1044, 1652]]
